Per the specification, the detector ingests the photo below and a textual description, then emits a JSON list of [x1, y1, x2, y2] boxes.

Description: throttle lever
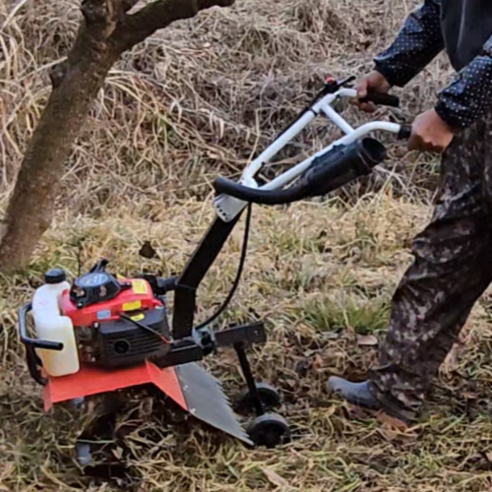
[[397, 125, 412, 140]]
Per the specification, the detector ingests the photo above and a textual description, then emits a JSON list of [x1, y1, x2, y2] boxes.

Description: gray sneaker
[[327, 377, 381, 410]]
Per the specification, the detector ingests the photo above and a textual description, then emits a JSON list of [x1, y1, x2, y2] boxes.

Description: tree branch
[[81, 0, 120, 40], [121, 0, 140, 12], [111, 0, 235, 52]]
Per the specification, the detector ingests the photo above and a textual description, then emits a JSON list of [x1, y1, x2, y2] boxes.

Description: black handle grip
[[18, 303, 64, 351], [18, 303, 61, 386], [359, 91, 400, 108], [397, 125, 412, 140], [214, 177, 308, 205]]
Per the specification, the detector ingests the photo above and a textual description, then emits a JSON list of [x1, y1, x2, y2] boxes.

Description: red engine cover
[[60, 278, 161, 326]]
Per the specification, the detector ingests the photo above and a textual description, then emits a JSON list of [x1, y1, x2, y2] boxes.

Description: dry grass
[[0, 0, 452, 209], [2, 0, 492, 491]]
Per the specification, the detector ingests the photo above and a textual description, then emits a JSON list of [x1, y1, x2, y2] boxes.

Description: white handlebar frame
[[213, 87, 402, 222]]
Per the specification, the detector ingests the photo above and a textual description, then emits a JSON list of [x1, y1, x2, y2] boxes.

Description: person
[[327, 0, 492, 423]]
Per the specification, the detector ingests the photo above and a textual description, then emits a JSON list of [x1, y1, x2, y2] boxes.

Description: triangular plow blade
[[42, 361, 252, 445], [175, 362, 253, 446]]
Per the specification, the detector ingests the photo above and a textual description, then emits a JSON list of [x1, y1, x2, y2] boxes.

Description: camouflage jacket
[[374, 0, 492, 129]]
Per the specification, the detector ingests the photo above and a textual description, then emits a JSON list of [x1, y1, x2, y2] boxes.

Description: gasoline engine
[[32, 259, 171, 378]]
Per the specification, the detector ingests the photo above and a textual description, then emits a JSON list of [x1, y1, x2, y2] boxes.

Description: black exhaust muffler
[[300, 137, 387, 197]]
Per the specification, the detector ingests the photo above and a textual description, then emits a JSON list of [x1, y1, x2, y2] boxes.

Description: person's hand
[[408, 109, 455, 153], [351, 71, 392, 113]]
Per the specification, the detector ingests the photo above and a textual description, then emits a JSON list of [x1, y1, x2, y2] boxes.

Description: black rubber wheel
[[235, 382, 282, 414], [247, 413, 290, 448]]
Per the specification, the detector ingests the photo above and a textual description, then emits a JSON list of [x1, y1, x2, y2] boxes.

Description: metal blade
[[175, 362, 253, 445]]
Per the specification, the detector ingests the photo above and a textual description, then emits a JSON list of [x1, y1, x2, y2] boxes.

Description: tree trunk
[[0, 0, 235, 273], [0, 26, 119, 273]]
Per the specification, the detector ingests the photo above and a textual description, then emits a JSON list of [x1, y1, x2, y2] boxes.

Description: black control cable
[[195, 202, 253, 331]]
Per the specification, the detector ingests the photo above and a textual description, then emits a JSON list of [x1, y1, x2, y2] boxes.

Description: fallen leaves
[[138, 240, 158, 259], [376, 411, 408, 432], [376, 411, 419, 443], [356, 334, 378, 346], [262, 468, 293, 490], [345, 404, 373, 421], [312, 353, 325, 371], [112, 447, 124, 460]]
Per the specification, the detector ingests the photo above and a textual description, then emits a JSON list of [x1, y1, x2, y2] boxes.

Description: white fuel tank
[[32, 268, 80, 377]]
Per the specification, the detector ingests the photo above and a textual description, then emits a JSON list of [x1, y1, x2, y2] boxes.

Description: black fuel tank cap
[[45, 268, 67, 284]]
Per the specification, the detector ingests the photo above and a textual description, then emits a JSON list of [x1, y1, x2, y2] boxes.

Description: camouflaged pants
[[368, 117, 492, 421]]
